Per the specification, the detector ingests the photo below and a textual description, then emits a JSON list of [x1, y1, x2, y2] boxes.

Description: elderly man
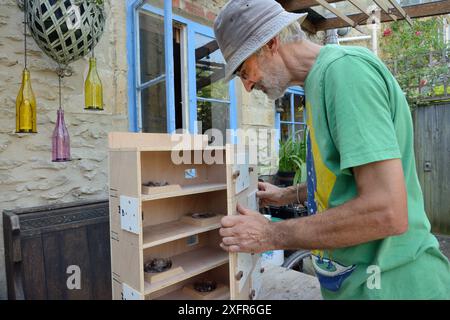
[[213, 0, 450, 299]]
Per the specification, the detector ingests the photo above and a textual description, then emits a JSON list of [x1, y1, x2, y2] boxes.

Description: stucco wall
[[0, 0, 128, 299]]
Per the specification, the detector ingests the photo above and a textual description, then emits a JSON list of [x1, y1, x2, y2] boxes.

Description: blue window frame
[[126, 0, 237, 138], [275, 86, 306, 144]]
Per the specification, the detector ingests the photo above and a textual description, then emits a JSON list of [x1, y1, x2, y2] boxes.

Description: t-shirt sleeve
[[324, 55, 401, 172]]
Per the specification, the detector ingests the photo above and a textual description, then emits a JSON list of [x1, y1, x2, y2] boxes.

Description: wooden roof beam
[[347, 0, 370, 16], [279, 0, 344, 12], [314, 0, 365, 33], [386, 0, 413, 26], [315, 1, 450, 30], [373, 0, 398, 21]]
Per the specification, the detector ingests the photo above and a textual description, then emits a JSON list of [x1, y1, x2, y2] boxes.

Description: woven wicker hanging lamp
[[26, 0, 106, 66]]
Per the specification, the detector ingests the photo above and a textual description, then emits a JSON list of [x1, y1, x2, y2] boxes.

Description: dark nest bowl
[[194, 280, 217, 293], [144, 258, 172, 273]]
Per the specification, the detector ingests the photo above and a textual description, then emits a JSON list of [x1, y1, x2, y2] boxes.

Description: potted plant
[[277, 131, 306, 186]]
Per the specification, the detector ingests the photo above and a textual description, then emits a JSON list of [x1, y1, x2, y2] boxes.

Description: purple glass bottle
[[52, 108, 71, 162]]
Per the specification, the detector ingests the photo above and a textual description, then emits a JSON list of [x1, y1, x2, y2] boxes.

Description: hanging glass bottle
[[52, 75, 71, 162], [84, 57, 103, 110], [84, 14, 103, 111], [16, 0, 37, 133]]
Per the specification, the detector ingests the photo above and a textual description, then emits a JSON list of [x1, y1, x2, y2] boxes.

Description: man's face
[[235, 48, 290, 100]]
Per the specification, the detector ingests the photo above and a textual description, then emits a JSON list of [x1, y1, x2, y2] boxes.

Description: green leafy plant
[[278, 131, 305, 185], [380, 18, 449, 107]]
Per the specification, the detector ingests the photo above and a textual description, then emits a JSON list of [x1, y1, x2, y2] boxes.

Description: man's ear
[[266, 36, 280, 56]]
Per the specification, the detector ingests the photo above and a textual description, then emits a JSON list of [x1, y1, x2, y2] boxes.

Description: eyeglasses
[[234, 61, 247, 80]]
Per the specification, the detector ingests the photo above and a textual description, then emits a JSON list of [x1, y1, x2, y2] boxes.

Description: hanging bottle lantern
[[84, 56, 103, 110], [16, 0, 37, 133], [84, 8, 103, 111], [52, 74, 71, 162]]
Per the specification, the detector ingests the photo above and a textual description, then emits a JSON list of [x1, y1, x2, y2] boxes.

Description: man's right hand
[[256, 182, 287, 207]]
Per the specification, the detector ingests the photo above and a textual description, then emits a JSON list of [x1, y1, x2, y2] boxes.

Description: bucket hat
[[214, 0, 308, 82]]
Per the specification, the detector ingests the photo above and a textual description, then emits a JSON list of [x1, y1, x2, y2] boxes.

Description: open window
[[129, 2, 237, 141]]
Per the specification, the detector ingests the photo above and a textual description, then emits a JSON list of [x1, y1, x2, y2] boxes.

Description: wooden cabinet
[[108, 133, 262, 300]]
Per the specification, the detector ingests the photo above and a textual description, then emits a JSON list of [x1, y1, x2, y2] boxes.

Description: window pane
[[195, 33, 229, 100], [293, 94, 304, 123], [295, 124, 306, 141], [141, 83, 167, 133], [280, 123, 291, 142], [139, 11, 165, 84], [277, 93, 291, 122], [197, 100, 230, 144]]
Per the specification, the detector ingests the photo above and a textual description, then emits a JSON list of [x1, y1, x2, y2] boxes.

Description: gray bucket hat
[[214, 0, 308, 82]]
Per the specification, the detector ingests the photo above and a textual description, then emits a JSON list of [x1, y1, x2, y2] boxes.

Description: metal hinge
[[119, 196, 140, 234], [122, 283, 143, 300]]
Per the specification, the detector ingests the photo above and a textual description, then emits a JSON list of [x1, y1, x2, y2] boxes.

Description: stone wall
[[0, 0, 129, 299], [0, 0, 314, 299]]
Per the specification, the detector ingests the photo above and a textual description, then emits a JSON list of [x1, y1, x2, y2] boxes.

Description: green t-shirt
[[304, 44, 450, 299]]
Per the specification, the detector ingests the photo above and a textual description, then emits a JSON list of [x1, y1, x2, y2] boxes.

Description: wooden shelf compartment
[[143, 246, 228, 295], [141, 190, 227, 249], [140, 150, 226, 199], [142, 216, 223, 249], [150, 264, 230, 300], [143, 229, 225, 295]]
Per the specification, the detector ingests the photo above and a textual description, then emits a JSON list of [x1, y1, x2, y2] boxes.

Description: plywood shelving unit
[[109, 133, 263, 300]]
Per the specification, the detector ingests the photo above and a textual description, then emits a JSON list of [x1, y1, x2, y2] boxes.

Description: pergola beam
[[314, 0, 365, 33], [386, 0, 413, 26], [347, 0, 370, 16], [373, 0, 398, 21], [279, 0, 343, 11], [315, 1, 450, 31]]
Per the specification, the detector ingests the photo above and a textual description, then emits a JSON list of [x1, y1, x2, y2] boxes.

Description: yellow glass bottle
[[16, 68, 37, 133], [84, 57, 103, 110]]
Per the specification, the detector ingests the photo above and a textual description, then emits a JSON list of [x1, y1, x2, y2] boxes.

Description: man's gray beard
[[256, 65, 291, 100], [265, 84, 289, 100]]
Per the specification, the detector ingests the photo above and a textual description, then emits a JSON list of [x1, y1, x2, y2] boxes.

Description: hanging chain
[[23, 0, 27, 69], [58, 69, 62, 111], [91, 3, 96, 58]]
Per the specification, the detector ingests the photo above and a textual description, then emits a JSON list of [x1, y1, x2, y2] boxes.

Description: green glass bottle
[[84, 57, 103, 110], [16, 68, 37, 133]]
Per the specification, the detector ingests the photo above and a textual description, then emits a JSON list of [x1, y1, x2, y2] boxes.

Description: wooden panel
[[86, 222, 112, 300], [21, 237, 47, 299], [109, 196, 143, 293], [414, 104, 450, 234], [41, 233, 64, 300], [59, 228, 93, 299], [108, 150, 143, 296], [108, 151, 141, 196], [225, 144, 261, 300], [108, 132, 208, 150]]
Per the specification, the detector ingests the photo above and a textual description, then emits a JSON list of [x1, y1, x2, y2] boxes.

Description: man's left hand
[[219, 203, 274, 253]]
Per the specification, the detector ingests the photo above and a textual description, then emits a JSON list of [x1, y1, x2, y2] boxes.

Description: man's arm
[[257, 182, 307, 207], [220, 158, 408, 253]]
